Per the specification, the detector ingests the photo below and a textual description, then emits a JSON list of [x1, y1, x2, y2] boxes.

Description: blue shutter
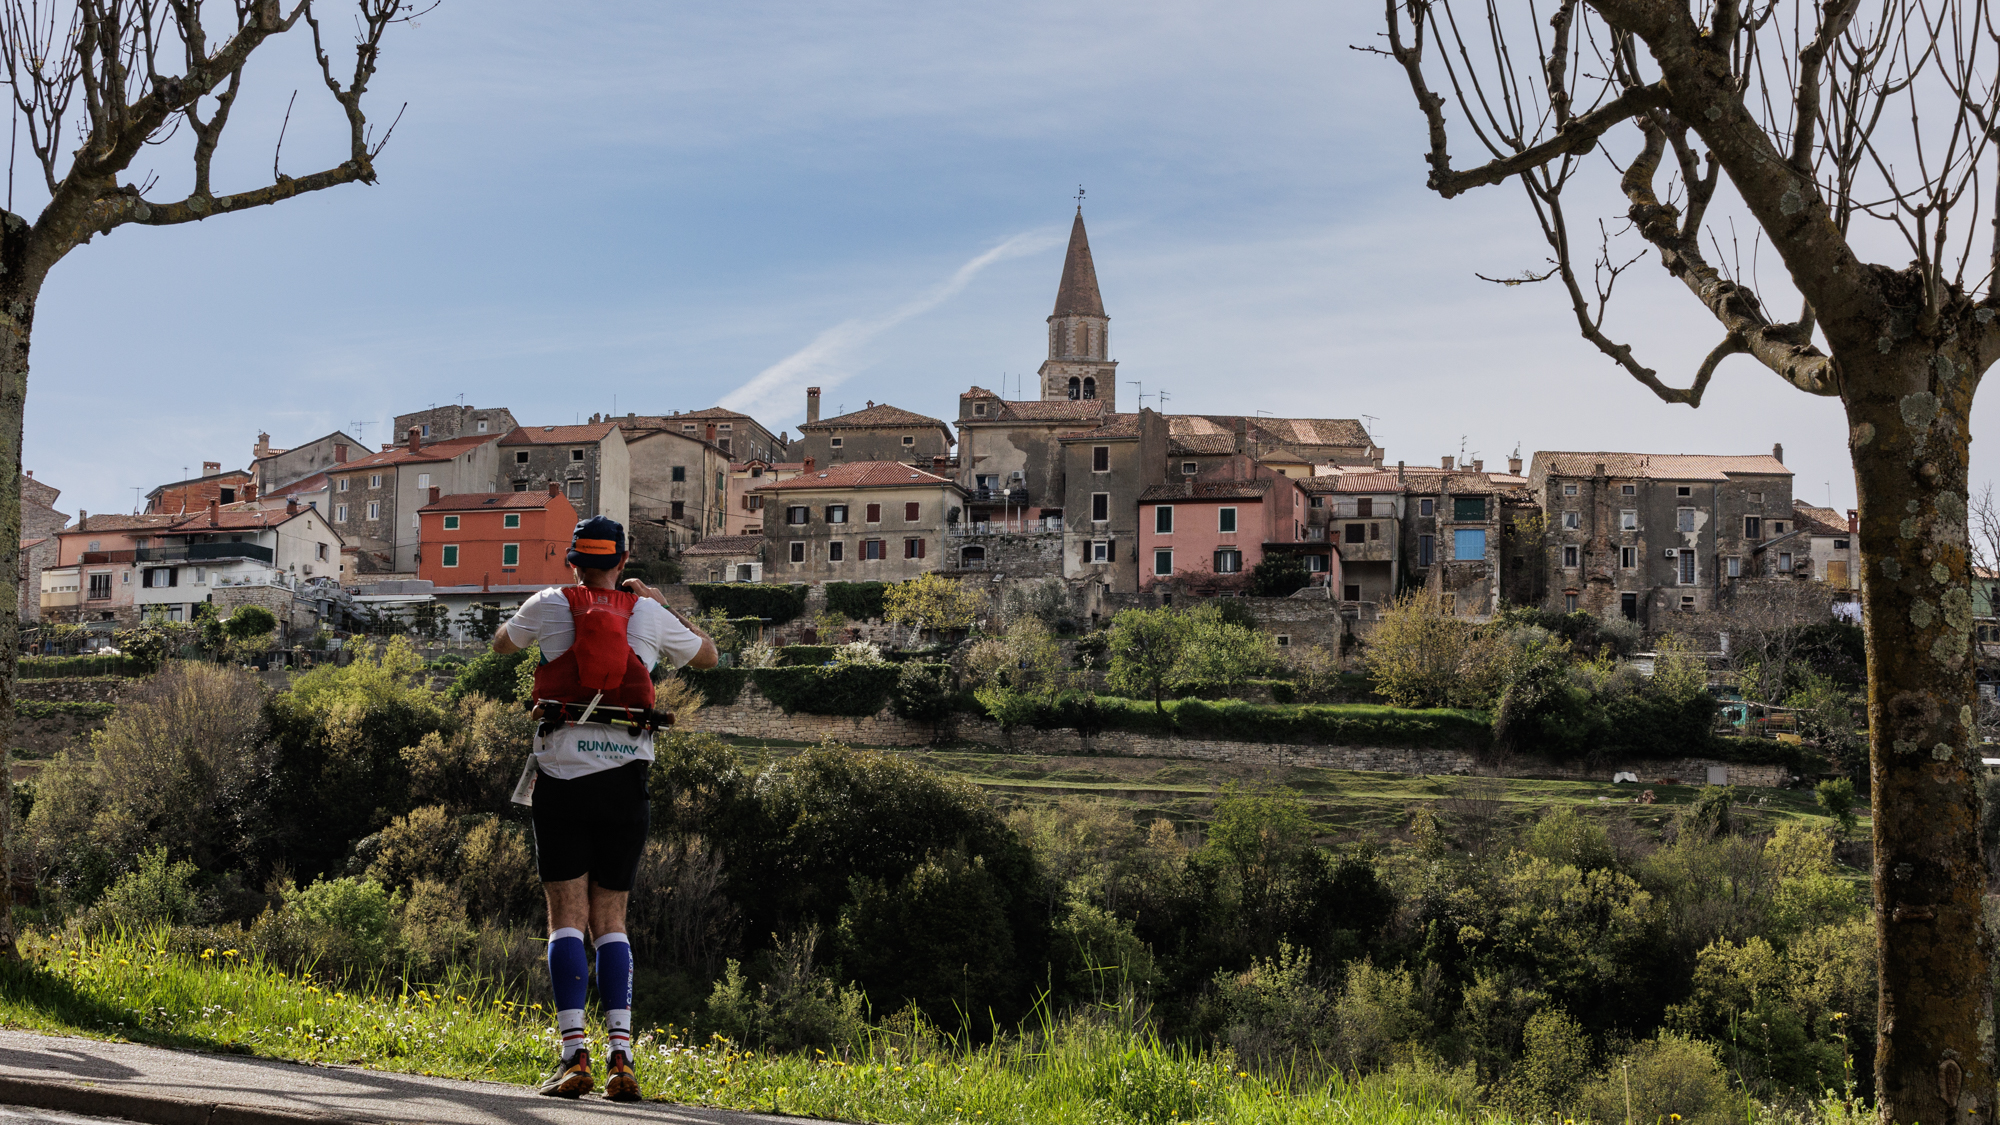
[[1453, 529, 1486, 560]]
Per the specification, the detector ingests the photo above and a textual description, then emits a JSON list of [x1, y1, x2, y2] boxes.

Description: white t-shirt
[[501, 586, 705, 671]]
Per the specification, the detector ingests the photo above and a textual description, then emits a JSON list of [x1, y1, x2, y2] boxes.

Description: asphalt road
[[0, 1028, 817, 1125]]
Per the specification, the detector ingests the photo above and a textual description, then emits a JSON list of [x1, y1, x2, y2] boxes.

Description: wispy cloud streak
[[719, 229, 1060, 421]]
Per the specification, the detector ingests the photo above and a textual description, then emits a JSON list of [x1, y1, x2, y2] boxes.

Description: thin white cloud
[[719, 228, 1062, 421]]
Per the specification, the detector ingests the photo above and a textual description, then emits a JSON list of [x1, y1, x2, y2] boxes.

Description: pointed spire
[[1053, 210, 1105, 318]]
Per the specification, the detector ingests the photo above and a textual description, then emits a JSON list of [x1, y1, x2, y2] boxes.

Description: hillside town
[[25, 211, 1870, 655]]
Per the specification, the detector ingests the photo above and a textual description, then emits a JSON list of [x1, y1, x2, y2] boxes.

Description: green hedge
[[688, 583, 808, 626], [779, 645, 836, 666], [1710, 734, 1823, 772], [970, 692, 1491, 750], [825, 581, 888, 622], [18, 655, 134, 679], [16, 700, 116, 720], [750, 665, 906, 716], [679, 666, 749, 707]]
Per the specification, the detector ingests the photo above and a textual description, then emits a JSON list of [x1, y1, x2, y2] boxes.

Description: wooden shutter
[[1106, 540, 1116, 562], [867, 503, 881, 522], [906, 502, 920, 521], [917, 538, 926, 559]]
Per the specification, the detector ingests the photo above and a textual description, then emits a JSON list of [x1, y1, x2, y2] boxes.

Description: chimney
[[254, 433, 270, 459], [1371, 457, 1383, 470], [1847, 508, 1859, 533], [244, 483, 259, 502], [334, 443, 348, 463], [1472, 459, 1484, 473], [804, 457, 816, 473], [381, 443, 395, 452], [482, 572, 491, 592], [203, 461, 221, 477], [932, 455, 950, 472], [428, 486, 440, 505], [407, 427, 422, 453], [807, 387, 822, 424], [1441, 456, 1454, 471], [1595, 461, 1606, 478], [1773, 442, 1785, 463], [548, 482, 561, 497], [286, 497, 300, 516], [1508, 454, 1522, 475], [1396, 460, 1405, 484], [206, 499, 220, 527], [706, 423, 717, 444]]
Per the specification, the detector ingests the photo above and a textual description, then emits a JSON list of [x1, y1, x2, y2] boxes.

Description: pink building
[[1137, 464, 1334, 594]]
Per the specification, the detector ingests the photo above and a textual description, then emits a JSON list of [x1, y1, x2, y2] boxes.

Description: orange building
[[417, 487, 578, 589]]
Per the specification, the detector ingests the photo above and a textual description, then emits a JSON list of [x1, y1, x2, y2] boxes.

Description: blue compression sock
[[595, 932, 633, 1058], [548, 927, 590, 1060]]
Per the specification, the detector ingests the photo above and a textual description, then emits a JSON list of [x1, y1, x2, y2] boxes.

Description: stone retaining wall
[[685, 683, 1792, 787], [17, 677, 133, 704]]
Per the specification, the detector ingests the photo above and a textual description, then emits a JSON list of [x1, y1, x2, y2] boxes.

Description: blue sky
[[27, 1, 1970, 520]]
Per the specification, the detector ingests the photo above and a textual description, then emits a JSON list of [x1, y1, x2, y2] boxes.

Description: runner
[[493, 515, 716, 1100]]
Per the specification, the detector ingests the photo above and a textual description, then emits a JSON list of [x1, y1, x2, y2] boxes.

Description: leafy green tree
[[1364, 589, 1502, 709], [837, 848, 1018, 1030], [1247, 553, 1311, 598], [883, 572, 983, 635], [1174, 604, 1279, 691], [1506, 1007, 1593, 1121], [1816, 777, 1859, 839], [222, 606, 277, 641], [1106, 607, 1193, 712]]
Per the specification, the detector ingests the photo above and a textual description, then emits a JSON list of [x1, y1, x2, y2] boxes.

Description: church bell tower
[[1039, 209, 1116, 408]]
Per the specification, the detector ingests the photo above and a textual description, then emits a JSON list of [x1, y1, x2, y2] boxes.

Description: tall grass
[[1, 928, 1491, 1125]]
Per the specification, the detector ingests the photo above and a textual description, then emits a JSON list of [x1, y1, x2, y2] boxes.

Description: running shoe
[[603, 1050, 641, 1102], [537, 1048, 593, 1098]]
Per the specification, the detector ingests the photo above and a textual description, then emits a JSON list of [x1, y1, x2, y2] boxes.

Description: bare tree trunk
[[1848, 343, 1992, 1125], [0, 229, 33, 961]]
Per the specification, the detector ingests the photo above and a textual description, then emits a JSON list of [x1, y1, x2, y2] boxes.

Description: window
[[1677, 485, 1692, 497], [566, 480, 585, 501], [1680, 594, 1696, 610], [1453, 528, 1487, 559], [1093, 446, 1110, 472], [1748, 491, 1764, 504], [831, 437, 844, 448], [1563, 545, 1580, 568], [420, 424, 431, 437], [1621, 546, 1636, 569], [1833, 538, 1849, 550], [1680, 551, 1697, 584], [1356, 498, 1373, 517], [974, 403, 986, 416], [478, 420, 488, 433], [787, 506, 809, 525], [1453, 496, 1486, 521], [1309, 495, 1323, 508], [367, 501, 380, 520], [1092, 493, 1109, 522], [1344, 523, 1366, 544], [317, 543, 329, 561], [1620, 510, 1637, 530], [1154, 550, 1173, 576], [87, 574, 111, 600], [515, 452, 529, 465], [145, 568, 175, 588], [1565, 593, 1580, 612], [571, 448, 585, 462], [1772, 521, 1788, 535], [1745, 516, 1762, 538], [671, 466, 686, 482], [1419, 498, 1434, 518], [1563, 483, 1578, 496], [671, 501, 686, 520], [1621, 484, 1636, 496], [863, 539, 885, 560], [514, 483, 528, 492], [904, 538, 927, 559], [442, 515, 460, 530], [866, 503, 882, 523], [336, 504, 349, 522], [829, 541, 845, 562], [370, 474, 383, 488], [1778, 551, 1794, 572], [790, 541, 806, 563], [1620, 592, 1638, 619], [87, 540, 99, 552], [338, 478, 349, 492], [416, 473, 430, 490], [1562, 511, 1581, 530], [1276, 635, 1291, 647], [1727, 556, 1741, 578], [1182, 462, 1198, 475], [1148, 503, 1175, 536], [826, 505, 849, 524], [905, 502, 920, 521], [442, 545, 460, 568], [1419, 535, 1435, 565], [1092, 541, 1110, 563], [1343, 583, 1363, 601], [902, 435, 914, 447], [1305, 554, 1327, 572], [1677, 508, 1696, 532], [502, 544, 519, 567], [412, 513, 420, 528], [504, 513, 521, 529], [1214, 549, 1243, 573], [1219, 507, 1237, 533]]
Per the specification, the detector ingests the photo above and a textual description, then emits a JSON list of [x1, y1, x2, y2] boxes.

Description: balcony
[[966, 488, 1030, 505], [951, 517, 1063, 536], [136, 542, 275, 564], [1332, 518, 1398, 563]]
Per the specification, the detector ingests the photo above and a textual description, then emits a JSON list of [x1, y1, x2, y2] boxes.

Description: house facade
[[756, 461, 965, 585], [325, 430, 504, 574], [1137, 464, 1324, 595], [620, 419, 733, 547], [726, 460, 803, 536], [146, 463, 253, 514], [683, 534, 766, 583], [613, 408, 785, 463], [792, 391, 955, 467], [1059, 411, 1168, 596], [417, 487, 577, 589], [497, 423, 631, 527], [395, 404, 518, 443], [42, 512, 188, 625], [1300, 472, 1401, 604], [135, 501, 341, 624], [1792, 502, 1858, 600], [250, 430, 363, 495]]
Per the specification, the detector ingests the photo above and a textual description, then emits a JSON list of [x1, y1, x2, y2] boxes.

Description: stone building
[[146, 462, 253, 514], [1039, 209, 1119, 408], [19, 472, 67, 624], [249, 430, 364, 496], [756, 461, 965, 585], [394, 404, 518, 443], [619, 417, 734, 548], [726, 459, 804, 537], [1792, 501, 1858, 602], [1059, 409, 1170, 600], [497, 422, 631, 527], [954, 386, 1107, 530], [1399, 466, 1523, 620], [607, 408, 785, 464], [682, 534, 767, 583], [791, 391, 955, 467], [1527, 448, 1793, 624], [326, 430, 504, 574], [1299, 471, 1401, 605]]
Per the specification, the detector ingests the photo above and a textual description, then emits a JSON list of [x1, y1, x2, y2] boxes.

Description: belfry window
[[1082, 376, 1096, 399], [1067, 377, 1081, 400]]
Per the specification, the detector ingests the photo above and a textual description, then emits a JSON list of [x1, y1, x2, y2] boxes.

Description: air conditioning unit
[[1663, 548, 1678, 558]]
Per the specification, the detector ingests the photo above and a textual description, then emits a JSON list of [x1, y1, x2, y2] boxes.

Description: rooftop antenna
[[1157, 390, 1172, 411], [349, 420, 369, 442], [1127, 380, 1142, 410], [1361, 414, 1380, 439]]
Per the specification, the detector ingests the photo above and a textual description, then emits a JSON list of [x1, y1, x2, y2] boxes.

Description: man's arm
[[492, 621, 524, 656], [624, 578, 719, 670]]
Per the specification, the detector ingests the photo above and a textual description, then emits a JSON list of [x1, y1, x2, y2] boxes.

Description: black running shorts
[[530, 760, 651, 892]]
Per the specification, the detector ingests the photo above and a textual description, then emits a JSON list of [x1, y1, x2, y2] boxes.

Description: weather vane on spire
[[1074, 184, 1085, 211]]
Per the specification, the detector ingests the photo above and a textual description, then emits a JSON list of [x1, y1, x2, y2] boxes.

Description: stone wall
[[686, 683, 1792, 787], [212, 584, 317, 638], [17, 677, 133, 704]]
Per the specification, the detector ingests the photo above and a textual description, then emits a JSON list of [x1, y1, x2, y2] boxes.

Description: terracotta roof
[[156, 509, 312, 533], [1300, 472, 1403, 493], [1139, 479, 1275, 502], [500, 423, 621, 446], [1169, 434, 1236, 455], [730, 461, 803, 473], [420, 491, 567, 513], [669, 407, 760, 422], [960, 386, 1000, 400], [268, 472, 329, 497], [19, 537, 46, 551], [1054, 211, 1106, 318], [1530, 451, 1792, 483], [66, 513, 188, 534], [799, 403, 953, 434], [753, 461, 960, 492], [145, 468, 251, 497], [682, 535, 765, 557], [1793, 502, 1851, 537], [988, 400, 1110, 422], [1402, 473, 1508, 495], [1168, 415, 1373, 450], [335, 434, 501, 469], [1060, 413, 1140, 441]]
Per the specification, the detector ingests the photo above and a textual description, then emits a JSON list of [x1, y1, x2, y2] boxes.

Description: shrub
[[1580, 1033, 1739, 1125], [1365, 589, 1503, 709], [398, 878, 474, 968], [1248, 553, 1311, 598], [1208, 942, 1335, 1071], [18, 654, 134, 678], [403, 696, 533, 816], [1505, 1007, 1593, 1119], [891, 662, 956, 725], [831, 640, 887, 665], [444, 647, 532, 705], [825, 581, 889, 622], [689, 583, 808, 626], [281, 876, 397, 967], [679, 666, 748, 707], [883, 572, 983, 634], [16, 700, 115, 720], [837, 848, 1018, 1030], [88, 847, 207, 929], [750, 664, 903, 716], [1049, 900, 1158, 1004], [738, 641, 780, 669], [703, 927, 867, 1051], [222, 606, 278, 641], [778, 645, 836, 666]]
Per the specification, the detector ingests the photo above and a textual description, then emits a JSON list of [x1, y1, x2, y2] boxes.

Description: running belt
[[530, 698, 676, 738]]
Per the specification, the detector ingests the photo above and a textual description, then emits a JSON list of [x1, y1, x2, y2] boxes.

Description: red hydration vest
[[531, 586, 657, 715]]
